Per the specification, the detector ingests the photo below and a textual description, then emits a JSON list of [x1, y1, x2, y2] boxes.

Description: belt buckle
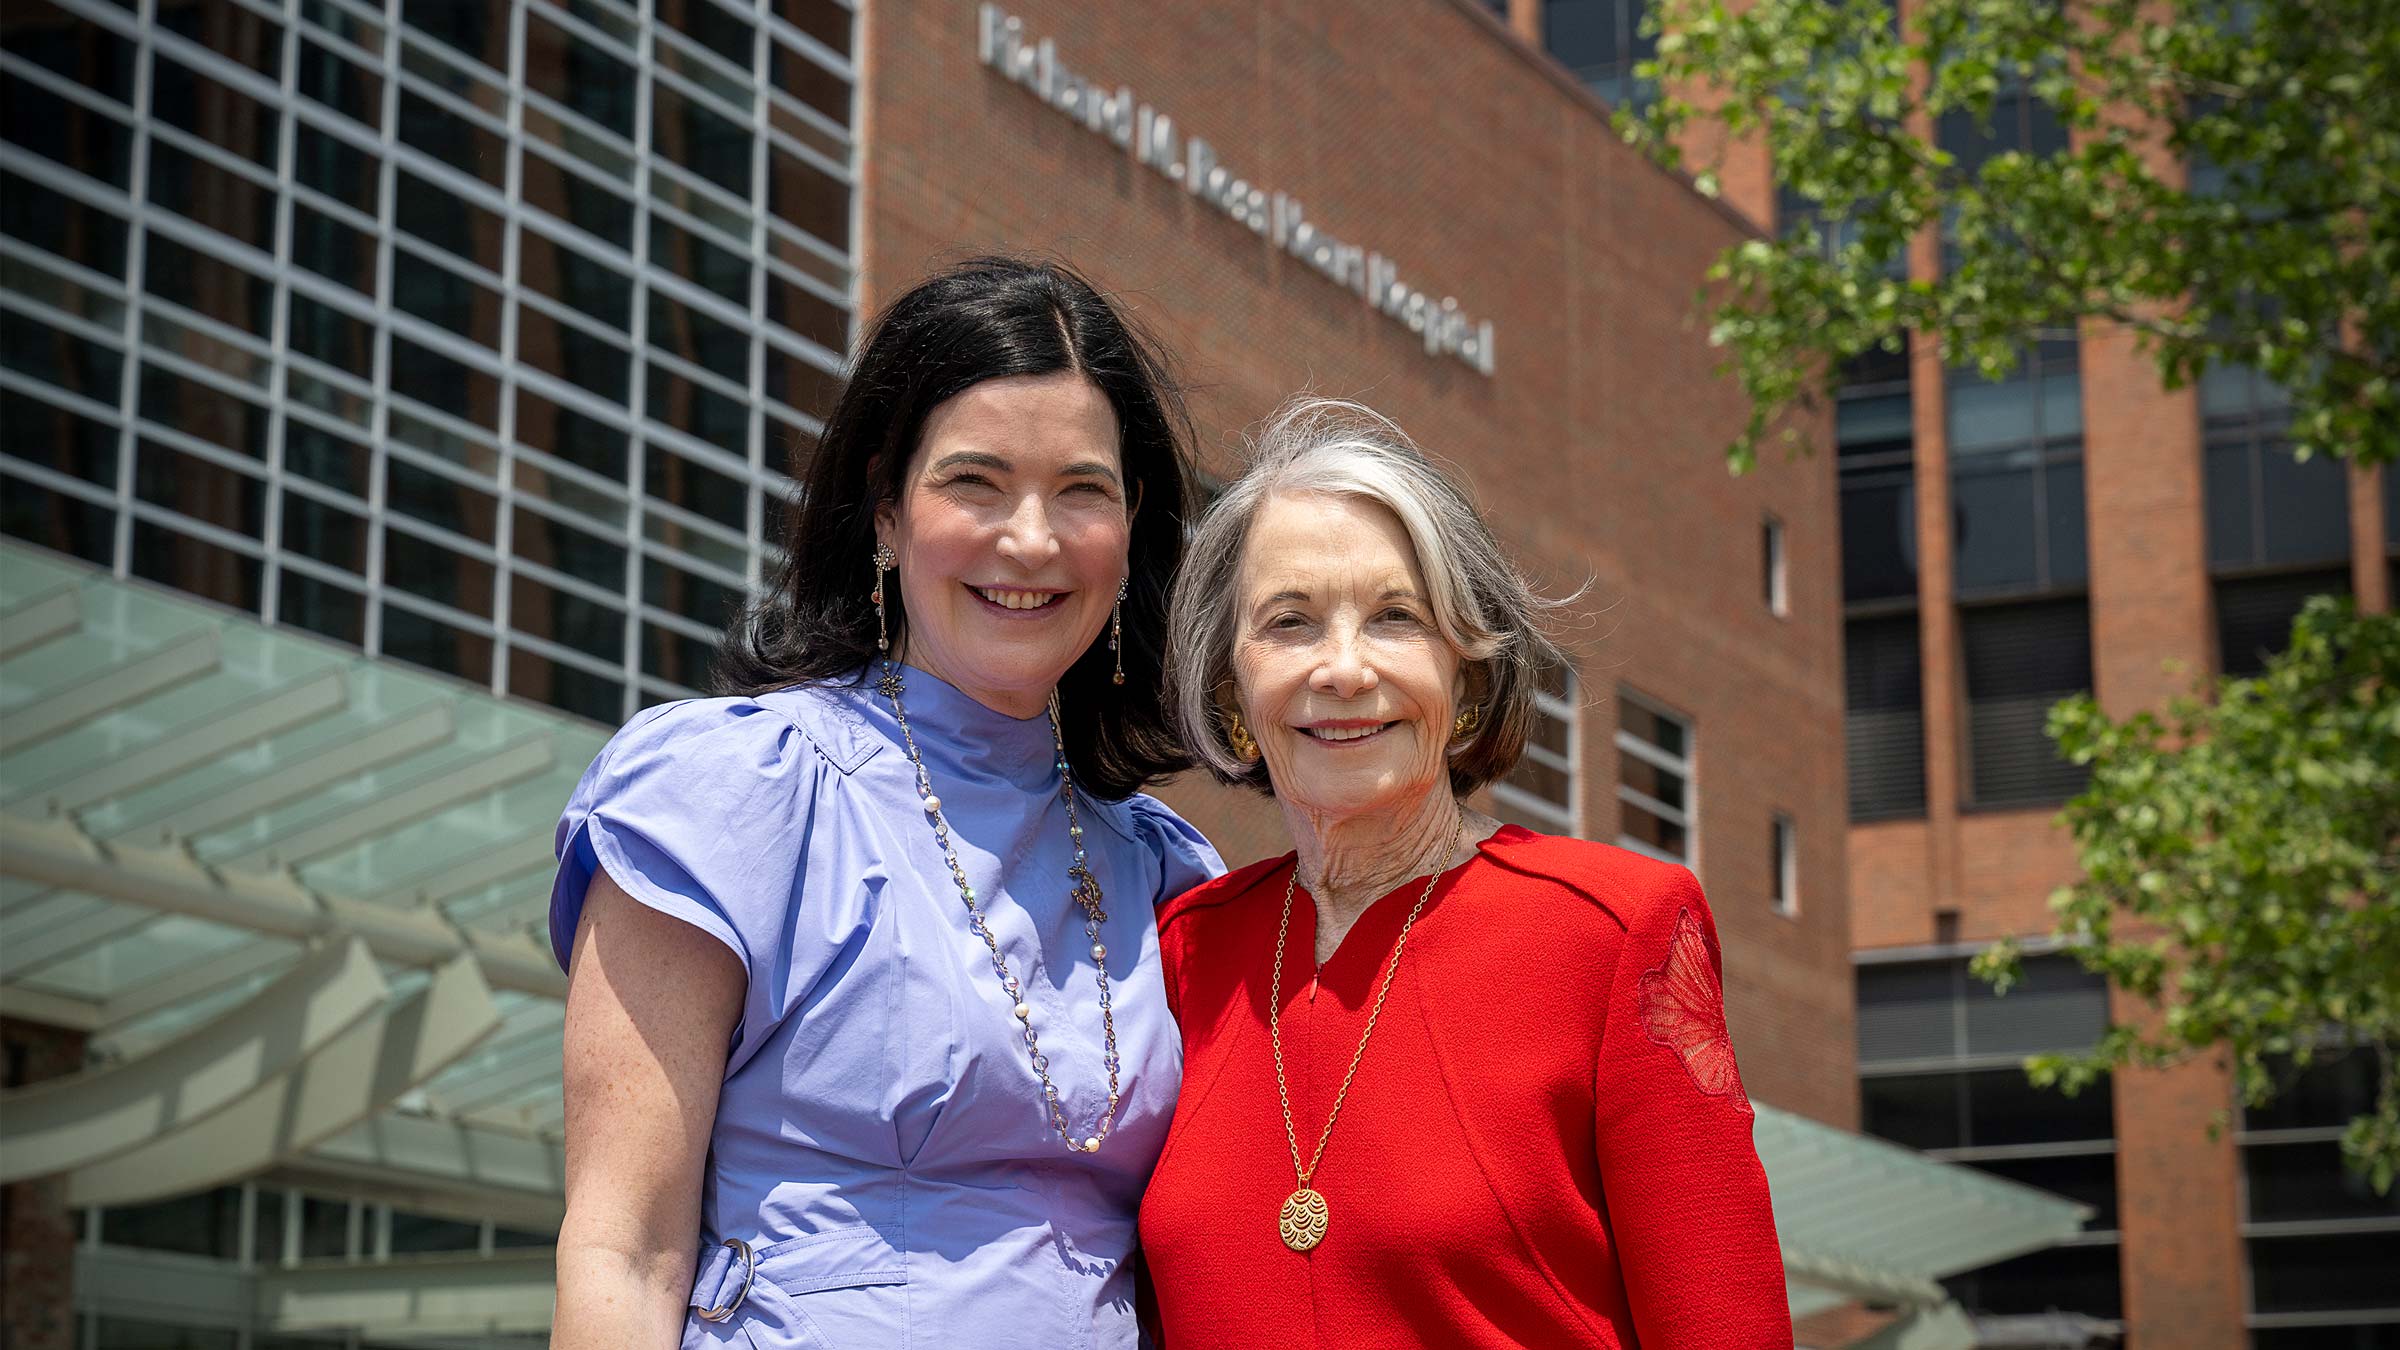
[[695, 1238, 756, 1323]]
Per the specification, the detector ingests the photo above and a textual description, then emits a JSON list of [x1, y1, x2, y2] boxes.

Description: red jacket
[[1140, 826, 1793, 1348]]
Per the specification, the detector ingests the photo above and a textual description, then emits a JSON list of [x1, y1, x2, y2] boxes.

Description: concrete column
[[2, 1017, 89, 1350]]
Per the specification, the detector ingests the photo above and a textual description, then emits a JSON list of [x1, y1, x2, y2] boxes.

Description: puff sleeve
[[1593, 869, 1792, 1348], [549, 697, 837, 1072], [1120, 792, 1226, 907]]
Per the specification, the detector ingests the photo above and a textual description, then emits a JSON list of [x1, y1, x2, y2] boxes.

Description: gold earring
[[1110, 577, 1127, 686], [1226, 708, 1260, 763], [871, 544, 896, 651], [1451, 704, 1482, 741]]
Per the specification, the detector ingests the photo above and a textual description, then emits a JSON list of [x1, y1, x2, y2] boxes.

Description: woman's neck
[[1288, 787, 1467, 923]]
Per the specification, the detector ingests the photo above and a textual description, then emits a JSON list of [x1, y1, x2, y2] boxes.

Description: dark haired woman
[[547, 257, 1222, 1350]]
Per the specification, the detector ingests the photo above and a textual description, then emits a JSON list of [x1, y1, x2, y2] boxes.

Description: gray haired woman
[[1136, 399, 1789, 1348]]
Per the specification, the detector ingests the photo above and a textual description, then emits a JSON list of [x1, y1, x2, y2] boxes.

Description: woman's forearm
[[550, 1235, 698, 1350]]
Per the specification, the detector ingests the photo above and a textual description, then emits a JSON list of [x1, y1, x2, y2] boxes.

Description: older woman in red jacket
[[1140, 398, 1791, 1348]]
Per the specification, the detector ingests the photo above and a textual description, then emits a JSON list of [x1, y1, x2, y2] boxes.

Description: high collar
[[852, 660, 1063, 793]]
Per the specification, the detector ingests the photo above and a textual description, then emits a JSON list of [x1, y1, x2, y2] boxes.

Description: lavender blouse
[[549, 665, 1222, 1350]]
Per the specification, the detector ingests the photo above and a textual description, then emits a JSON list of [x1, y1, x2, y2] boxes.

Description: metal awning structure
[[1, 542, 2092, 1346], [0, 540, 598, 1220]]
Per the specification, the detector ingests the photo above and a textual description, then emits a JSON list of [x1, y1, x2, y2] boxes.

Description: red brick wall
[[861, 0, 1855, 1124], [2, 1018, 86, 1350]]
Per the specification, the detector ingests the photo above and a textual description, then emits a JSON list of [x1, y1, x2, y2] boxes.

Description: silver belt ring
[[695, 1238, 755, 1323]]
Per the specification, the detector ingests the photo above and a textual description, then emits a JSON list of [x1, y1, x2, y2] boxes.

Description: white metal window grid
[[2233, 1074, 2400, 1335], [1613, 687, 1695, 868], [0, 0, 856, 723], [1770, 811, 1797, 916], [1762, 512, 1789, 618], [1489, 665, 1581, 837]]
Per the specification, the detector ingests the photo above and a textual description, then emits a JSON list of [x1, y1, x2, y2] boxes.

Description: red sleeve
[[1593, 867, 1792, 1349]]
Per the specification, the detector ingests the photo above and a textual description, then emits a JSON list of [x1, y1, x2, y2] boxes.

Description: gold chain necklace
[[878, 661, 1123, 1154], [1268, 817, 1466, 1251]]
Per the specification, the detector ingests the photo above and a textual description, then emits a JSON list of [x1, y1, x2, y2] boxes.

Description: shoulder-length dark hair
[[715, 256, 1199, 799]]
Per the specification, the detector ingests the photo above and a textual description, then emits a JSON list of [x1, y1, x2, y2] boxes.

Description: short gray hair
[[1167, 397, 1568, 795]]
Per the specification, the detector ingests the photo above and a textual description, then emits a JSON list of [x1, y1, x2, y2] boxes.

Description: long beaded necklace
[[877, 660, 1123, 1154], [1268, 816, 1466, 1251]]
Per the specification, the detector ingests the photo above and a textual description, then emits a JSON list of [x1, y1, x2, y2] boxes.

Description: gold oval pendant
[[1278, 1188, 1329, 1251]]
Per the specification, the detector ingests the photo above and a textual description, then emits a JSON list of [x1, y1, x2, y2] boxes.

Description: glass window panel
[[1, 388, 117, 487], [1943, 1242, 2121, 1321], [2258, 447, 2353, 566], [386, 455, 497, 541], [1504, 753, 1571, 808], [1525, 704, 1571, 757], [643, 556, 743, 628], [396, 88, 507, 190], [2248, 1232, 2400, 1315], [645, 510, 746, 573], [94, 1317, 239, 1349], [523, 149, 635, 248], [507, 645, 622, 723], [98, 1186, 245, 1258], [292, 123, 380, 217], [287, 291, 374, 380], [389, 338, 504, 431], [146, 140, 276, 251], [2, 309, 124, 403], [2243, 1139, 2400, 1224], [130, 519, 263, 612], [1839, 468, 1917, 603], [158, 0, 282, 78], [143, 233, 273, 338], [765, 144, 848, 252], [1, 167, 132, 277], [1837, 390, 1912, 448], [139, 366, 269, 458], [492, 1224, 556, 1249], [1963, 1066, 2115, 1146], [1616, 754, 1686, 811], [650, 215, 750, 308], [651, 82, 752, 199], [1861, 1072, 1963, 1150], [776, 0, 851, 59], [392, 248, 502, 349], [151, 51, 279, 170], [380, 600, 493, 681], [395, 168, 505, 273], [512, 505, 627, 589], [298, 1196, 351, 1259], [5, 0, 139, 102], [284, 419, 370, 497], [648, 290, 749, 374], [511, 572, 623, 661], [2204, 441, 2255, 568], [1961, 599, 2095, 700], [646, 366, 750, 458], [252, 1188, 286, 1265], [1946, 375, 2037, 455], [1951, 465, 2040, 594], [770, 39, 850, 128], [765, 274, 845, 353], [294, 35, 381, 127], [2038, 366, 2083, 440], [400, 0, 507, 68], [135, 440, 267, 538], [4, 66, 137, 187], [1961, 954, 2108, 1056], [520, 228, 632, 328], [515, 388, 629, 482], [642, 621, 716, 686], [282, 490, 368, 572], [2246, 1051, 2385, 1133], [2250, 1328, 2400, 1350], [2044, 458, 2088, 587], [288, 367, 375, 431], [523, 13, 635, 138], [1618, 798, 1687, 860], [761, 343, 840, 423], [281, 568, 365, 644], [517, 308, 630, 405], [661, 0, 753, 68], [1619, 699, 1687, 758], [2, 473, 117, 565], [291, 203, 375, 294], [514, 455, 625, 530], [298, 0, 383, 53], [1856, 962, 1956, 1064], [388, 1209, 482, 1255], [1962, 1152, 2118, 1232]]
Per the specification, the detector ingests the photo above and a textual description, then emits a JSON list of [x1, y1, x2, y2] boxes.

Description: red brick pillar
[[2, 1017, 87, 1350]]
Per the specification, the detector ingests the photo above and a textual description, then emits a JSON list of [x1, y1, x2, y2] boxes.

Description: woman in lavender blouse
[[546, 258, 1222, 1349]]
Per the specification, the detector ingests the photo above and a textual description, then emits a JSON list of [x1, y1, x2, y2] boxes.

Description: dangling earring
[[871, 543, 896, 652], [1451, 704, 1483, 741], [1226, 707, 1260, 763], [1109, 577, 1127, 686]]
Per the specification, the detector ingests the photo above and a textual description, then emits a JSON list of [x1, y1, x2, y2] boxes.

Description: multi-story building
[[1521, 0, 2400, 1345], [0, 1, 2122, 1346]]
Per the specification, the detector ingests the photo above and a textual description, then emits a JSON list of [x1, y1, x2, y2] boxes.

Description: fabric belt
[[690, 1238, 755, 1322]]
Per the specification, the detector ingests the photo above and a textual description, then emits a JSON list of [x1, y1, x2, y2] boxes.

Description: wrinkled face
[[1230, 491, 1464, 821], [875, 372, 1131, 718]]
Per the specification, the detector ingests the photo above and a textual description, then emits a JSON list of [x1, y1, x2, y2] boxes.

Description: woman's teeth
[[975, 586, 1062, 611], [1305, 724, 1387, 742]]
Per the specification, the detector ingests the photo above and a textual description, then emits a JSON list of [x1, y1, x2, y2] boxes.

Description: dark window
[[511, 505, 627, 587], [652, 81, 751, 199], [388, 1209, 482, 1255], [380, 600, 492, 681], [2215, 567, 2350, 679], [642, 621, 716, 687], [150, 50, 279, 170], [646, 365, 750, 460], [2, 388, 118, 487], [282, 492, 368, 573], [3, 66, 137, 188], [651, 215, 751, 308], [2244, 1050, 2385, 1134], [396, 88, 506, 191], [2242, 1140, 2400, 1224], [3, 309, 125, 404], [298, 1195, 351, 1259], [521, 229, 633, 328], [138, 366, 269, 459], [659, 0, 752, 68], [1, 167, 132, 277], [1541, 0, 1656, 109], [281, 570, 366, 646], [765, 143, 848, 252], [146, 140, 276, 251], [522, 150, 635, 249], [400, 0, 504, 68], [1960, 598, 2091, 807], [515, 388, 629, 482], [129, 519, 262, 612], [1845, 614, 1925, 819], [385, 457, 496, 542], [394, 168, 504, 274], [1839, 364, 1917, 603], [1948, 341, 2086, 597], [508, 646, 623, 723], [511, 572, 623, 661], [1762, 516, 1788, 616], [770, 36, 850, 129], [643, 556, 744, 629], [383, 527, 494, 618], [1769, 815, 1797, 915], [135, 440, 267, 538], [293, 36, 381, 127], [291, 123, 379, 217], [775, 0, 851, 60], [523, 12, 635, 137], [2248, 1232, 2400, 1315], [97, 1186, 244, 1259], [142, 233, 274, 340], [1943, 1243, 2121, 1320], [3, 473, 116, 566], [4, 0, 139, 103], [1616, 693, 1691, 863]]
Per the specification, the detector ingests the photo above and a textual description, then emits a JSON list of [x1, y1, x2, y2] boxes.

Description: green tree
[[1971, 598, 2400, 1192], [1628, 0, 2399, 471]]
